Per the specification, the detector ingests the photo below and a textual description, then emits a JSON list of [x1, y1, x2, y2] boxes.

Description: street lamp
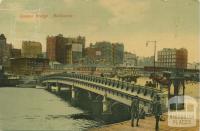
[[146, 40, 157, 78]]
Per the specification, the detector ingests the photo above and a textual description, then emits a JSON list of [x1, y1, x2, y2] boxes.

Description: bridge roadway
[[39, 72, 168, 113]]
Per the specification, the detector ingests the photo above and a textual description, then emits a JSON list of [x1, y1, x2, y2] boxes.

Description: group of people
[[145, 81, 157, 87], [131, 95, 162, 131]]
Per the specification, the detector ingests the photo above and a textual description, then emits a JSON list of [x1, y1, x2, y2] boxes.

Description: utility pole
[[146, 41, 157, 78]]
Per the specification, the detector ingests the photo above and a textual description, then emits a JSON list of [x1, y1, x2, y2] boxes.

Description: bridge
[[38, 72, 168, 116]]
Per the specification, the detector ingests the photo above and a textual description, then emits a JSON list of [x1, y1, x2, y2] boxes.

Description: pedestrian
[[139, 107, 146, 119], [152, 95, 162, 131], [131, 96, 140, 127]]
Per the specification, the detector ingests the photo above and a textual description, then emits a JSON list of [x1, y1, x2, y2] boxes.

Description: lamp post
[[146, 40, 157, 78]]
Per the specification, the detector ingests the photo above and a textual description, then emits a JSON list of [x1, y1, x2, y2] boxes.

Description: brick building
[[157, 48, 188, 69], [85, 45, 101, 64], [46, 34, 85, 64]]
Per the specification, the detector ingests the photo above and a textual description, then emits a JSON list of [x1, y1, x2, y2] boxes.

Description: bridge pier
[[91, 94, 112, 117], [91, 100, 102, 116], [56, 82, 61, 92], [71, 85, 78, 106], [102, 95, 110, 113]]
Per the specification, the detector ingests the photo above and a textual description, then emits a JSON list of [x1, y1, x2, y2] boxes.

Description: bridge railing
[[40, 72, 162, 98]]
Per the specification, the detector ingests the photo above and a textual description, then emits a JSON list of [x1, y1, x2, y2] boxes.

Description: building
[[84, 45, 101, 64], [0, 34, 12, 69], [187, 62, 200, 70], [112, 43, 124, 65], [176, 48, 188, 69], [94, 41, 113, 65], [123, 52, 137, 66], [49, 61, 64, 70], [22, 41, 42, 58], [46, 34, 85, 64], [0, 34, 7, 64], [10, 48, 21, 58], [84, 42, 124, 65], [157, 48, 188, 69], [137, 56, 154, 67], [10, 58, 49, 75]]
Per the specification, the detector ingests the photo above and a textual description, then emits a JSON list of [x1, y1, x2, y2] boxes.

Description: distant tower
[[0, 34, 7, 65]]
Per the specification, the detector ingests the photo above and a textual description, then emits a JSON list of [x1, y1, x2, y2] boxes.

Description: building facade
[[10, 58, 49, 75], [10, 48, 21, 58], [46, 34, 85, 64], [157, 48, 188, 69], [22, 41, 42, 58], [84, 42, 124, 65], [0, 34, 11, 69], [123, 52, 137, 66], [94, 41, 113, 65], [84, 46, 101, 64], [112, 43, 124, 65], [0, 34, 7, 65], [137, 56, 154, 67]]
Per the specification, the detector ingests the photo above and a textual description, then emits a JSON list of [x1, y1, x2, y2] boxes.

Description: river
[[0, 87, 102, 131], [0, 78, 199, 130]]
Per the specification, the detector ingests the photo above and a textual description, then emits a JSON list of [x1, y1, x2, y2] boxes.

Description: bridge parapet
[[40, 73, 163, 100], [39, 72, 168, 113]]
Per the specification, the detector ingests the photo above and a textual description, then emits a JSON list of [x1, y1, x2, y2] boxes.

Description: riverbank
[[89, 80, 200, 131], [89, 114, 199, 131]]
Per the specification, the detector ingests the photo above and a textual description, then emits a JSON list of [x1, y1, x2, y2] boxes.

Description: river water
[[0, 78, 199, 131], [0, 87, 101, 131]]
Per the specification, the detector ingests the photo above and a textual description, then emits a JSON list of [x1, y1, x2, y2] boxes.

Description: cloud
[[99, 0, 150, 25]]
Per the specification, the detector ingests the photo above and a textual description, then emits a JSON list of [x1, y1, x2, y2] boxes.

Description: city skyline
[[0, 0, 199, 62]]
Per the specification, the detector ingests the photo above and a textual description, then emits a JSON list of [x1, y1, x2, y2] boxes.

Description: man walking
[[131, 96, 140, 127], [152, 95, 162, 131]]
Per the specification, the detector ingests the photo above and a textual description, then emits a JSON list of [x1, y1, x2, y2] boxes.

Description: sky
[[0, 0, 199, 62]]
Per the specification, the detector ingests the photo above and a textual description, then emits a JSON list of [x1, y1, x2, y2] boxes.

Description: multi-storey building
[[123, 52, 137, 66], [84, 45, 101, 64], [137, 56, 154, 67], [10, 48, 21, 58], [0, 34, 12, 69], [84, 42, 124, 65], [113, 43, 124, 65], [10, 58, 49, 75], [157, 48, 188, 69], [21, 41, 42, 58], [92, 41, 113, 65], [46, 34, 85, 64], [0, 34, 7, 65]]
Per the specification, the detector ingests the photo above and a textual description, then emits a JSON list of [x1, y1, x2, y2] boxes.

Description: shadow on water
[[46, 89, 130, 125], [45, 89, 106, 124]]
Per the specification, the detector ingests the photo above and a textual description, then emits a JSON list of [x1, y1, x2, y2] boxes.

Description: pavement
[[89, 114, 199, 131]]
